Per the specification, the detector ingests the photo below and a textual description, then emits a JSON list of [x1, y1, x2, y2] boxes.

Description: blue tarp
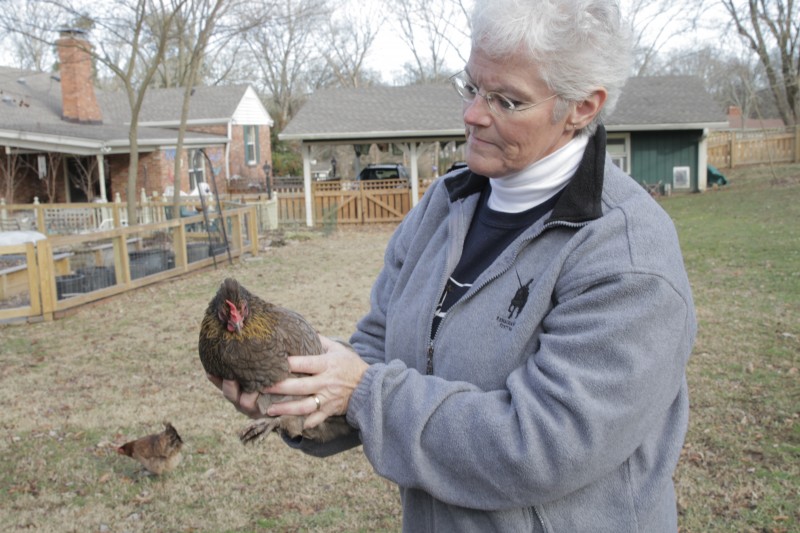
[[708, 164, 728, 186]]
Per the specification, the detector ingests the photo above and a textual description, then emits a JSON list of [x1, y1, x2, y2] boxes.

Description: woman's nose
[[463, 95, 492, 127]]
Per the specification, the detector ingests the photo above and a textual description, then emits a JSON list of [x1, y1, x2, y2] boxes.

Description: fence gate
[[281, 180, 415, 225]]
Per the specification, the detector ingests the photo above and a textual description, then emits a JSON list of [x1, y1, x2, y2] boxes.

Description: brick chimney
[[56, 29, 103, 124]]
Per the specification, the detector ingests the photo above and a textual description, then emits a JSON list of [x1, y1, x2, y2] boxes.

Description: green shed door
[[630, 131, 700, 191]]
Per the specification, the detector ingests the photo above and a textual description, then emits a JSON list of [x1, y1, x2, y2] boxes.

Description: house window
[[244, 125, 258, 166], [607, 134, 630, 174], [188, 150, 205, 190]]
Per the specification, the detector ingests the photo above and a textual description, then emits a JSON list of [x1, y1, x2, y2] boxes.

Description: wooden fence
[[0, 205, 259, 322], [275, 179, 431, 226], [708, 127, 800, 169], [0, 193, 278, 236]]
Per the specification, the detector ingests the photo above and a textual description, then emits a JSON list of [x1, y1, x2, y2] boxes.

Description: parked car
[[313, 170, 339, 181], [357, 163, 409, 183]]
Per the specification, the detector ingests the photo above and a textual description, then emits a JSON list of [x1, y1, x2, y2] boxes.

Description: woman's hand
[[264, 335, 369, 429], [205, 373, 264, 419]]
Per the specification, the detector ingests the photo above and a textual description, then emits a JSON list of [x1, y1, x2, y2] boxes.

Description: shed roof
[[607, 76, 729, 130], [279, 75, 728, 143]]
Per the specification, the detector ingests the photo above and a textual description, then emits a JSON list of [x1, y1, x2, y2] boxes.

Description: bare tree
[[168, 0, 241, 207], [621, 0, 704, 76], [243, 0, 331, 132], [2, 0, 187, 222], [319, 1, 385, 88], [0, 150, 30, 202], [0, 1, 64, 71], [68, 156, 99, 201], [96, 0, 189, 222], [41, 152, 64, 203], [386, 0, 466, 83], [656, 44, 772, 125], [151, 0, 250, 88], [720, 0, 799, 126], [440, 0, 472, 67]]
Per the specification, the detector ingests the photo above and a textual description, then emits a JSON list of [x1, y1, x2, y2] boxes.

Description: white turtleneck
[[487, 134, 589, 213]]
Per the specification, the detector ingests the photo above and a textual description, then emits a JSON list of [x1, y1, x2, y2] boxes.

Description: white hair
[[470, 0, 633, 134]]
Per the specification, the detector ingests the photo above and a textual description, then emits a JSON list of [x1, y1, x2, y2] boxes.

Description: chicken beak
[[225, 299, 244, 333]]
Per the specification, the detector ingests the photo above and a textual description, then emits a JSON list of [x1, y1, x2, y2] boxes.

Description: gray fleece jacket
[[297, 127, 696, 532]]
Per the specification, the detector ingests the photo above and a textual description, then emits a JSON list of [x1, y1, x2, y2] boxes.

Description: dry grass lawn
[[1, 227, 401, 532]]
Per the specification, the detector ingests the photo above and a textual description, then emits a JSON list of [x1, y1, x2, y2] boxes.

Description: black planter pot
[[187, 242, 210, 263], [129, 249, 171, 280], [76, 266, 117, 291], [56, 274, 85, 300]]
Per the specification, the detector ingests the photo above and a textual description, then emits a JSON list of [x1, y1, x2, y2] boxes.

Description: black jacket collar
[[445, 125, 607, 224]]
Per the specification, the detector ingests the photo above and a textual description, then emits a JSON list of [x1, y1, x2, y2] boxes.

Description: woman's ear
[[568, 88, 608, 130]]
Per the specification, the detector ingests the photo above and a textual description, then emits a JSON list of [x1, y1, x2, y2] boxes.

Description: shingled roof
[[0, 65, 247, 153], [607, 76, 728, 129], [280, 75, 727, 143], [100, 84, 255, 125], [280, 84, 464, 143]]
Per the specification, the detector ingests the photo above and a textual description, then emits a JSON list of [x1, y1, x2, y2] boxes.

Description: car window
[[376, 170, 398, 179]]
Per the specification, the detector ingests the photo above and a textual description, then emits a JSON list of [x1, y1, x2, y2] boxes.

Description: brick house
[[0, 29, 273, 205]]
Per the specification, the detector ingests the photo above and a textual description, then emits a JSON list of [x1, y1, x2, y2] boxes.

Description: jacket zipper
[[425, 344, 434, 375], [425, 219, 589, 376], [533, 505, 547, 532]]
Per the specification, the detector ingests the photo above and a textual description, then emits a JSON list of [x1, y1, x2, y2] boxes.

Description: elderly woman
[[209, 0, 696, 531]]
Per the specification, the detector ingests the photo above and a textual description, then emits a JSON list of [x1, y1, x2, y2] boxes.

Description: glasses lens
[[487, 93, 516, 113], [451, 71, 533, 116], [453, 75, 474, 101]]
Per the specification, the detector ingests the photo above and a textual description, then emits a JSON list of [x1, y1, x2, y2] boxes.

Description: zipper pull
[[426, 344, 434, 375]]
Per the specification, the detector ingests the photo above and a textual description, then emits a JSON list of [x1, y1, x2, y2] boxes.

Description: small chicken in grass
[[199, 277, 352, 444], [116, 422, 183, 475]]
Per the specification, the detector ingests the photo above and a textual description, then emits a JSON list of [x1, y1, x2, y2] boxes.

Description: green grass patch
[[665, 163, 799, 532]]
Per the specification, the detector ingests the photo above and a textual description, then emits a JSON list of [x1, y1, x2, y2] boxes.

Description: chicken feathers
[[199, 277, 352, 444], [117, 422, 183, 475]]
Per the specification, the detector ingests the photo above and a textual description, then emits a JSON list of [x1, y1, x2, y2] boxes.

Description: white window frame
[[188, 149, 205, 190], [606, 133, 631, 174], [244, 125, 258, 166]]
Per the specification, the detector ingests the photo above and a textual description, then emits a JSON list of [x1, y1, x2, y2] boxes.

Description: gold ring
[[313, 396, 321, 411]]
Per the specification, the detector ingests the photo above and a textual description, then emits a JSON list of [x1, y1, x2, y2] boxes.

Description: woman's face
[[462, 47, 575, 178]]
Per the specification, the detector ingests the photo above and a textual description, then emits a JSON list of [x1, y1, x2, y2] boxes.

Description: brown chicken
[[116, 422, 183, 475], [198, 277, 352, 444]]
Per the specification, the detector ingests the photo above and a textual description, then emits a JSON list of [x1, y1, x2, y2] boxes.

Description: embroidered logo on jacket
[[497, 270, 534, 331]]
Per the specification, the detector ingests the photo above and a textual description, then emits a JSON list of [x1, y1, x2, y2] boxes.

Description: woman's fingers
[[221, 378, 241, 404], [206, 372, 223, 390]]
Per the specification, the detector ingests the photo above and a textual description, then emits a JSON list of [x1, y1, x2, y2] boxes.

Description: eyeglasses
[[450, 70, 558, 117]]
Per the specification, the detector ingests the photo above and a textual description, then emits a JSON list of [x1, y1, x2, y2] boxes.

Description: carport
[[278, 84, 465, 227]]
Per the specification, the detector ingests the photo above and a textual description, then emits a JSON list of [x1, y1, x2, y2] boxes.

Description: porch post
[[302, 143, 314, 227], [697, 129, 708, 192], [410, 142, 420, 207], [96, 154, 107, 201]]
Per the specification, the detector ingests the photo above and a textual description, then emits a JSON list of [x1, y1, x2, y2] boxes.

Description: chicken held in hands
[[116, 422, 183, 475], [199, 277, 352, 444]]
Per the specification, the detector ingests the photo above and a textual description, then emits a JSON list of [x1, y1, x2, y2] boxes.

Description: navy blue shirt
[[431, 184, 563, 338]]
